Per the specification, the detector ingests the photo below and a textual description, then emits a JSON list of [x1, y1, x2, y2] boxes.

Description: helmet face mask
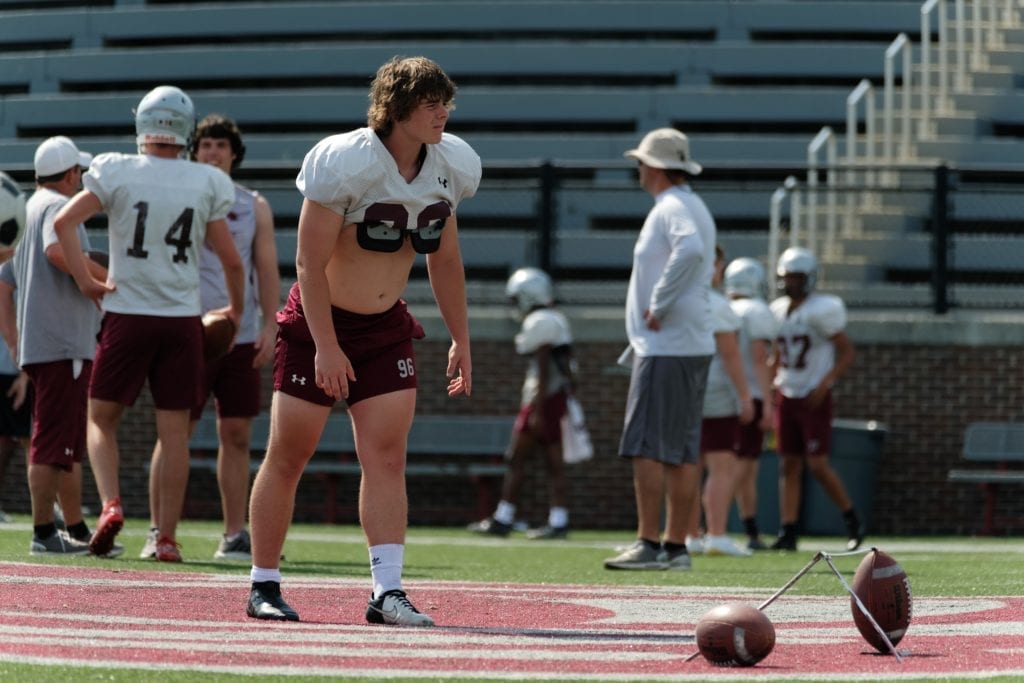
[[724, 257, 766, 299], [776, 247, 817, 297], [134, 85, 196, 151], [505, 267, 553, 315]]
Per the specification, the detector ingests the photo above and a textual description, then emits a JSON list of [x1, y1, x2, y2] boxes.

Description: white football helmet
[[724, 257, 766, 299], [0, 171, 26, 249], [776, 246, 818, 292], [134, 85, 195, 149], [506, 267, 553, 314]]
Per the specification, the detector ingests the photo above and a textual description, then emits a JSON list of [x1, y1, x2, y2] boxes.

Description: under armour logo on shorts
[[291, 374, 307, 386]]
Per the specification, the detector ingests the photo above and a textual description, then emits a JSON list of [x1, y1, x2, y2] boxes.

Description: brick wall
[[2, 338, 1021, 537]]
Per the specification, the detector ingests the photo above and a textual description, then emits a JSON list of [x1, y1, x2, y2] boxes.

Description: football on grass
[[695, 602, 775, 667], [201, 311, 236, 362], [850, 549, 912, 652]]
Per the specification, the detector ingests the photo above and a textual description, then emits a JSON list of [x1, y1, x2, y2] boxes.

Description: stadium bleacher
[[1, 0, 1023, 307]]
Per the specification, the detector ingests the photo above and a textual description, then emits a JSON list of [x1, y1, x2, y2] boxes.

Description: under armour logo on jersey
[[65, 448, 74, 456], [437, 176, 448, 188], [291, 374, 307, 386]]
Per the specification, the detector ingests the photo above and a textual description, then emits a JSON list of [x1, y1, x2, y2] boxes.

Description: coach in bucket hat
[[34, 136, 93, 180], [624, 128, 703, 175]]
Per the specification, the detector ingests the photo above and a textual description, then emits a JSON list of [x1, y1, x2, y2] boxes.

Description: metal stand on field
[[684, 546, 905, 663]]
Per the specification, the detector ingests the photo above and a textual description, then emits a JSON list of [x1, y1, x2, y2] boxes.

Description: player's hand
[[315, 344, 356, 401], [79, 277, 115, 310], [446, 340, 472, 397], [807, 382, 830, 409], [643, 309, 661, 331], [7, 371, 28, 410], [738, 396, 755, 425], [758, 403, 773, 433], [252, 320, 277, 368]]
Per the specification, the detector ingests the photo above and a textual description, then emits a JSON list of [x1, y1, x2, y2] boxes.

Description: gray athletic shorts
[[619, 354, 711, 465]]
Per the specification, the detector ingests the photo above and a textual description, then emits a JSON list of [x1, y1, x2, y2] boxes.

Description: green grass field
[[1, 516, 1022, 682]]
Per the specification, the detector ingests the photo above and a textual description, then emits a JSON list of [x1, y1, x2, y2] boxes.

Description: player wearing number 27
[[54, 85, 246, 561], [769, 246, 860, 552], [245, 56, 480, 627]]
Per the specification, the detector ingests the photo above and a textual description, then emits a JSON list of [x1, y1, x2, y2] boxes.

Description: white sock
[[250, 566, 282, 584], [493, 501, 516, 525], [549, 507, 568, 528], [369, 543, 404, 599]]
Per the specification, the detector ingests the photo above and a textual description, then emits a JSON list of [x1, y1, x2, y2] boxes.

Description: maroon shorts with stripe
[[512, 391, 568, 445], [90, 312, 203, 410], [24, 360, 90, 470], [774, 391, 833, 457], [192, 342, 262, 420], [273, 283, 425, 407], [736, 398, 766, 460], [700, 415, 740, 453]]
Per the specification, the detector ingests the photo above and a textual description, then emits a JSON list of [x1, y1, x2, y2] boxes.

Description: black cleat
[[466, 517, 512, 537], [247, 581, 300, 621], [770, 534, 798, 551], [846, 528, 865, 551]]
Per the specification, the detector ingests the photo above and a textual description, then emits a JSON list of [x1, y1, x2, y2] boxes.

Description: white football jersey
[[296, 128, 481, 241], [85, 153, 234, 316], [703, 289, 743, 417], [770, 292, 847, 398], [731, 296, 778, 401], [200, 184, 260, 343], [516, 308, 574, 404]]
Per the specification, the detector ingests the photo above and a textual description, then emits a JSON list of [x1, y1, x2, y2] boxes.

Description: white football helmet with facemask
[[506, 267, 553, 314], [776, 246, 818, 293], [724, 257, 766, 299], [134, 85, 195, 150]]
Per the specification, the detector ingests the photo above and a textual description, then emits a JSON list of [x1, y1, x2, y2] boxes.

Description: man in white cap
[[0, 136, 114, 555], [54, 86, 245, 562], [604, 128, 717, 571]]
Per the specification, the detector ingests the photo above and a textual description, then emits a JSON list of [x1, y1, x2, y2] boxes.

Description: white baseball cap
[[34, 136, 93, 177], [624, 128, 702, 175]]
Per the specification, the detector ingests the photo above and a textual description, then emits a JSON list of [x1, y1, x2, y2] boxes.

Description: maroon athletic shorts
[[273, 283, 425, 407], [700, 415, 740, 454], [774, 391, 833, 457], [90, 312, 204, 411], [24, 360, 89, 470], [512, 390, 568, 445], [192, 342, 261, 420]]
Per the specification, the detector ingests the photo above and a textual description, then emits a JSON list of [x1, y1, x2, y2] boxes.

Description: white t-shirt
[[703, 289, 743, 417], [731, 296, 778, 401], [771, 292, 847, 398], [624, 184, 715, 358], [84, 153, 234, 317]]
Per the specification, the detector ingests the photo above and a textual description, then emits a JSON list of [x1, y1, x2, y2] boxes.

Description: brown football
[[201, 312, 236, 362], [850, 549, 912, 652], [695, 602, 775, 667]]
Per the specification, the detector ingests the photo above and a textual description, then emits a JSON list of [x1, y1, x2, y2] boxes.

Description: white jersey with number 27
[[84, 152, 235, 317], [770, 292, 847, 399]]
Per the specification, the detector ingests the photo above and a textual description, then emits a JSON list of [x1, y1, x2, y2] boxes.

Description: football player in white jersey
[[468, 267, 576, 540], [54, 85, 246, 562], [724, 256, 778, 551], [768, 247, 860, 551], [246, 56, 480, 626], [144, 114, 280, 563]]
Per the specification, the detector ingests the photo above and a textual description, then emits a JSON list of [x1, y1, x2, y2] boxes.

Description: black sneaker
[[770, 534, 798, 551], [247, 581, 300, 621], [526, 525, 568, 540], [466, 517, 512, 537], [365, 589, 434, 627]]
